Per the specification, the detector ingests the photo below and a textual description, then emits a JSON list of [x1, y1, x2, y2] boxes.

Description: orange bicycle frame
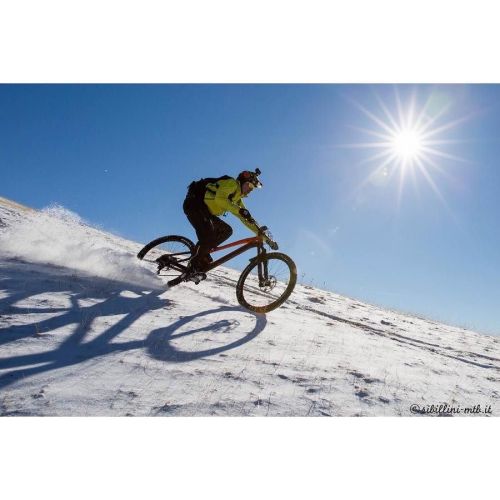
[[204, 235, 265, 272]]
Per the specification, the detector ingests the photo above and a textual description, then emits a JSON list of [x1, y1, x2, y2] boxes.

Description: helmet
[[237, 168, 263, 188]]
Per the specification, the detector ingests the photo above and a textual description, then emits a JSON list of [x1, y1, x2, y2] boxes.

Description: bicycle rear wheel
[[236, 252, 297, 313], [137, 235, 195, 280]]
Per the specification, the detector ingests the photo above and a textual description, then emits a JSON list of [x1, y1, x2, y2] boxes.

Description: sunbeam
[[344, 88, 468, 209]]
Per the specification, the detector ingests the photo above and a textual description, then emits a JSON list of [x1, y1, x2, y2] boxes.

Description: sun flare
[[344, 88, 468, 211], [391, 129, 423, 161]]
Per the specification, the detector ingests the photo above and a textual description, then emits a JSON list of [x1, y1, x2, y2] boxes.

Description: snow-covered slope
[[0, 198, 498, 416]]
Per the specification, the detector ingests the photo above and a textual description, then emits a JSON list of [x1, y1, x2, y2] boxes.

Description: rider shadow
[[0, 260, 268, 393], [146, 305, 267, 362]]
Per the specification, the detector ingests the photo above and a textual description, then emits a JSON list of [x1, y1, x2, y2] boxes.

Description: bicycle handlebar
[[257, 225, 278, 250]]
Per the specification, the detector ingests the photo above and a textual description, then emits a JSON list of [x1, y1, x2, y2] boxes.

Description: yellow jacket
[[203, 177, 259, 234]]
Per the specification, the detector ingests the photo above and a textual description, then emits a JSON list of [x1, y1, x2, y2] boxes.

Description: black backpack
[[187, 175, 233, 199]]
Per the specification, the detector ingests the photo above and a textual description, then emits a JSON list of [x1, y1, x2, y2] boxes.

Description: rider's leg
[[183, 197, 218, 271], [185, 218, 232, 272], [192, 220, 218, 270], [212, 217, 233, 247], [195, 217, 232, 269]]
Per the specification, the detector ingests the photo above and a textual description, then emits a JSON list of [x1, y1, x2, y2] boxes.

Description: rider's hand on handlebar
[[256, 225, 278, 250], [267, 239, 279, 250], [263, 231, 279, 250]]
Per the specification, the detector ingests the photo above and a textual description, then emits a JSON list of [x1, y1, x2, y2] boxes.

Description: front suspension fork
[[257, 246, 270, 286]]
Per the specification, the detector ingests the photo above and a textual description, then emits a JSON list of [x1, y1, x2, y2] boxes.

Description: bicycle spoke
[[137, 235, 195, 282], [237, 253, 297, 313]]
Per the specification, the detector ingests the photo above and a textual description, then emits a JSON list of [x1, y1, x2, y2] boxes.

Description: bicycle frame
[[167, 234, 270, 284], [206, 235, 264, 272]]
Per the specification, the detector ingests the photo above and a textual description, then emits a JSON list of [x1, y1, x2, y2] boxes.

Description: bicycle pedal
[[157, 263, 169, 274], [187, 272, 207, 285]]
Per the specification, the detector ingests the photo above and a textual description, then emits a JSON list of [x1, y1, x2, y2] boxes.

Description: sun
[[391, 128, 423, 161], [343, 88, 468, 210]]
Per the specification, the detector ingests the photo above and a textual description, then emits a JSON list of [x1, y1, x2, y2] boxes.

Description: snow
[[0, 199, 498, 416], [0, 204, 162, 289]]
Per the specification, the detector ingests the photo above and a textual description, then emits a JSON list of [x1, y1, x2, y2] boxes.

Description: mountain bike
[[137, 226, 297, 313]]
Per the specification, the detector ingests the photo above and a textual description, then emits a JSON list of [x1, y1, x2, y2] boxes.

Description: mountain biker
[[183, 168, 265, 273]]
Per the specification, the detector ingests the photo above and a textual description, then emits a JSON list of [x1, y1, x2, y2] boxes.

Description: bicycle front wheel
[[236, 252, 297, 313]]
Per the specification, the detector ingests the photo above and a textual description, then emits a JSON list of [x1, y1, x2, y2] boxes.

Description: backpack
[[187, 175, 233, 199]]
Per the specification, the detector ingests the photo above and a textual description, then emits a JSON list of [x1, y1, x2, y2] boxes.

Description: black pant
[[183, 194, 233, 265]]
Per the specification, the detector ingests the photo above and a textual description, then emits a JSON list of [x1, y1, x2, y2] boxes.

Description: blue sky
[[1, 84, 499, 335]]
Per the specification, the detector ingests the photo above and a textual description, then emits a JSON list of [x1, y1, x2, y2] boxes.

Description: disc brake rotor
[[260, 276, 277, 292]]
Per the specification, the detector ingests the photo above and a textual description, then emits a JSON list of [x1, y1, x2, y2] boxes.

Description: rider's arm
[[211, 180, 259, 234], [234, 199, 260, 234]]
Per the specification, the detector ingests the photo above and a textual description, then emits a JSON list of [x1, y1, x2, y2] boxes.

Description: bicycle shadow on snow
[[0, 259, 267, 392], [146, 305, 267, 362]]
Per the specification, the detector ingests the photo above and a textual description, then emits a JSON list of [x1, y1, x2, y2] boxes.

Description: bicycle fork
[[257, 246, 271, 287]]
